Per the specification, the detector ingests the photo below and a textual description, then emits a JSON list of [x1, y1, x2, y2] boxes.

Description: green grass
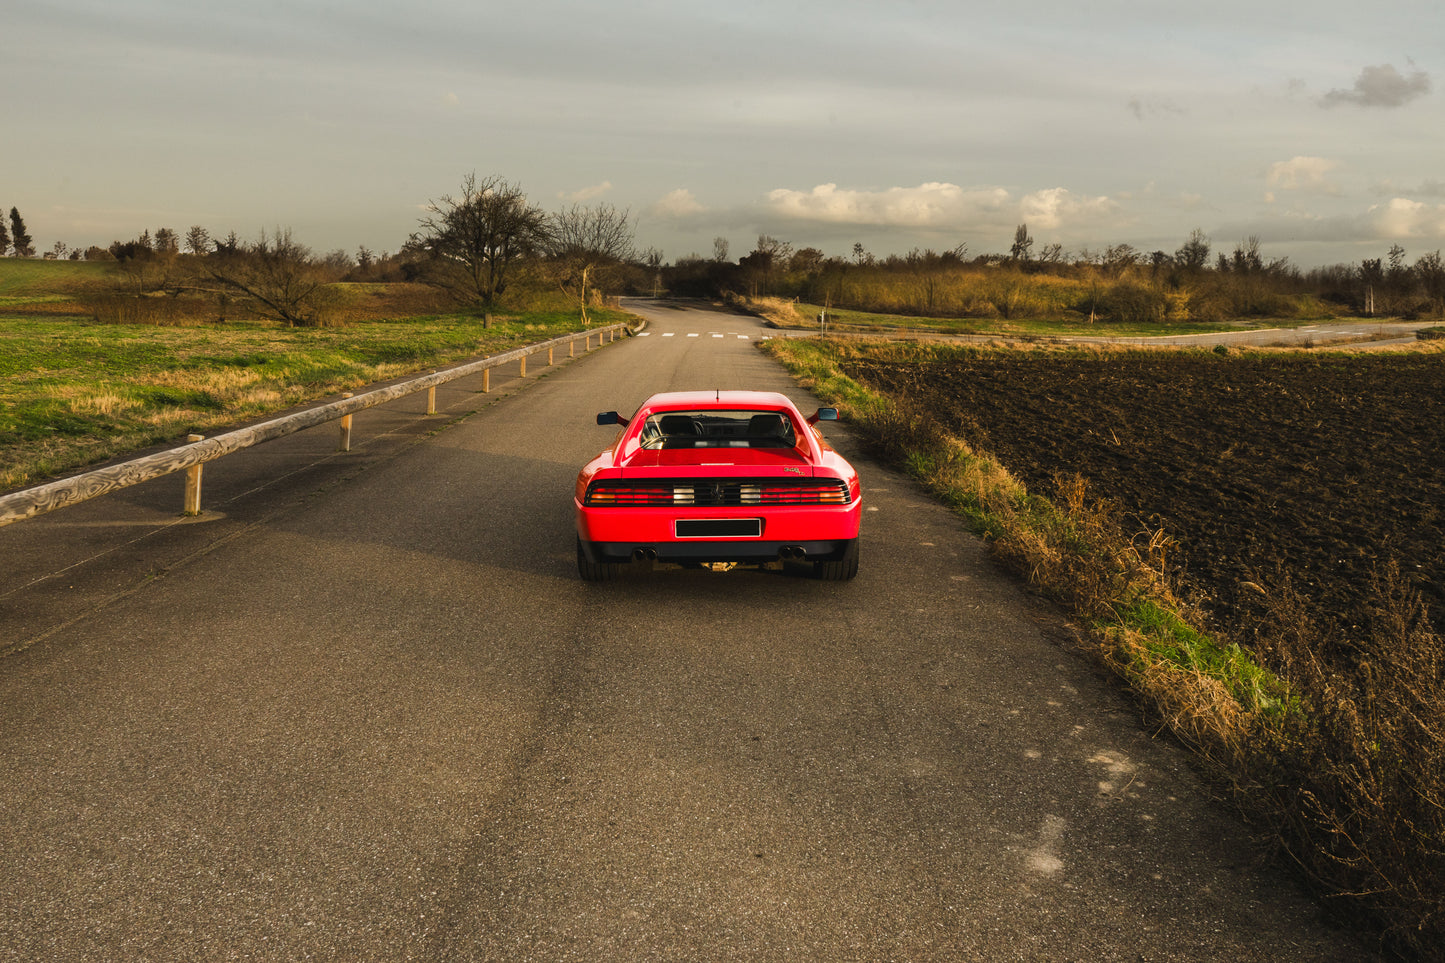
[[0, 307, 631, 490], [0, 258, 114, 297]]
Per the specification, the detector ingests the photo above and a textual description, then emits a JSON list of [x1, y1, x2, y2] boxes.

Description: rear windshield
[[638, 410, 798, 450]]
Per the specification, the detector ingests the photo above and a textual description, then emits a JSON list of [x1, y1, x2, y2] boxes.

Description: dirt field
[[843, 349, 1445, 646]]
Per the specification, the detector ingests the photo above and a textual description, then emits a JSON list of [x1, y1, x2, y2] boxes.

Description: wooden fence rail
[[0, 323, 631, 529]]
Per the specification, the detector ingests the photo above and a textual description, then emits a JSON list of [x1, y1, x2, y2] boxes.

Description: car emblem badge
[[784, 467, 803, 475]]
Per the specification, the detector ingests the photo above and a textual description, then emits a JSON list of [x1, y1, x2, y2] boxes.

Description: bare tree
[[738, 235, 793, 298], [1175, 228, 1211, 272], [712, 236, 730, 263], [545, 203, 636, 322], [1009, 223, 1033, 263], [412, 173, 549, 312], [184, 226, 211, 256], [154, 228, 180, 258], [199, 228, 337, 326]]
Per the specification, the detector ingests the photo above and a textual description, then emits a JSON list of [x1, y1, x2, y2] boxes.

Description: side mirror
[[596, 411, 628, 426], [807, 407, 838, 425]]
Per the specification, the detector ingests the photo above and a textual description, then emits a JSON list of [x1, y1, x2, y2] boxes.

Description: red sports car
[[575, 390, 861, 580]]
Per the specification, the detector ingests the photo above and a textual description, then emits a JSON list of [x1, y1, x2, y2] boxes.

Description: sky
[[7, 0, 1444, 270]]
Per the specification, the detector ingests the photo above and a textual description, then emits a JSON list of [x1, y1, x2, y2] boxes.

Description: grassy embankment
[[744, 293, 1342, 339], [0, 261, 625, 491], [763, 334, 1444, 959], [748, 255, 1369, 333]]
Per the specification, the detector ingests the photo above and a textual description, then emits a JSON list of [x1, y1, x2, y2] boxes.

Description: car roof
[[637, 390, 798, 412]]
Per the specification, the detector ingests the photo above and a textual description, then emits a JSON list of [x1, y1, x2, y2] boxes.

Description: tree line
[[75, 174, 647, 327], [18, 175, 1445, 324], [665, 225, 1445, 323]]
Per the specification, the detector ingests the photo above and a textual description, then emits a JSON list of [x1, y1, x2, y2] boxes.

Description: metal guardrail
[[0, 323, 632, 528]]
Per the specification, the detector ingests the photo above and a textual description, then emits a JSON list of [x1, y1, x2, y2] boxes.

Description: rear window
[[638, 409, 798, 450]]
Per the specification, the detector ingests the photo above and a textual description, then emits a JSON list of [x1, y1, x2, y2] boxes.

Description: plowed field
[[843, 350, 1445, 644]]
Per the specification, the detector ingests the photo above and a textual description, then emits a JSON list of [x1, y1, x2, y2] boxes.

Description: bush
[[1098, 280, 1171, 325]]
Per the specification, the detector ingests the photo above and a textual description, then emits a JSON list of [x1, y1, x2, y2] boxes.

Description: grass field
[[0, 308, 628, 491], [0, 258, 112, 297]]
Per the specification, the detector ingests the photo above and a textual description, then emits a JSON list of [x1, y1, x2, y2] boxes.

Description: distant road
[[0, 301, 1377, 960]]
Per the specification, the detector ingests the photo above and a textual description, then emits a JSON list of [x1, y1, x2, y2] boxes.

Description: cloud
[[1371, 178, 1445, 199], [1368, 198, 1445, 239], [1265, 156, 1340, 201], [1019, 188, 1116, 231], [648, 188, 705, 218], [559, 181, 612, 202], [762, 182, 1011, 227], [1320, 64, 1431, 108]]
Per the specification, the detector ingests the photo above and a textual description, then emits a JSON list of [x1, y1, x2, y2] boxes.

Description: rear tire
[[814, 539, 859, 581], [577, 538, 623, 582]]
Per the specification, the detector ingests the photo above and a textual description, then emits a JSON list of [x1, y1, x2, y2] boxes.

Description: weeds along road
[[0, 301, 1378, 962]]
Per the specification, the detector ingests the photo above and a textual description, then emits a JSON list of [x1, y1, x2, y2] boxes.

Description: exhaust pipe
[[778, 546, 807, 560], [632, 547, 658, 562]]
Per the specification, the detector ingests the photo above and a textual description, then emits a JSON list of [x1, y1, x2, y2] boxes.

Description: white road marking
[[662, 332, 675, 337]]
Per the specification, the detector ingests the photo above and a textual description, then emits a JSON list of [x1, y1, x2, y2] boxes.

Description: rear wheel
[[576, 538, 623, 582], [813, 539, 859, 581]]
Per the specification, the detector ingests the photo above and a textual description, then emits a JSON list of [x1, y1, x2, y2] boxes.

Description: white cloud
[[559, 181, 612, 202], [1019, 188, 1115, 231], [763, 182, 1011, 227], [1265, 156, 1341, 201], [649, 188, 705, 218], [1320, 64, 1431, 108], [1368, 198, 1445, 239]]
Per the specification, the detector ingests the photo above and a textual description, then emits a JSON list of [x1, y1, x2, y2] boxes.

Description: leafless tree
[[1010, 223, 1033, 263], [184, 226, 210, 256], [544, 203, 636, 322], [412, 173, 549, 311], [199, 228, 337, 326]]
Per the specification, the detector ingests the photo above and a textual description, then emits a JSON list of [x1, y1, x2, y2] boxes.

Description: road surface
[[0, 301, 1378, 960]]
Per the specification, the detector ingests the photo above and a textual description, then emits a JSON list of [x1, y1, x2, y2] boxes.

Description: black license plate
[[675, 518, 762, 538]]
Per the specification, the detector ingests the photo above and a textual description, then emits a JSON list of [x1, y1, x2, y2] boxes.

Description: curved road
[[0, 301, 1378, 960]]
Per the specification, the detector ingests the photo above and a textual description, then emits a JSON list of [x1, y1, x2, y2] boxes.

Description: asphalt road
[[0, 302, 1380, 961]]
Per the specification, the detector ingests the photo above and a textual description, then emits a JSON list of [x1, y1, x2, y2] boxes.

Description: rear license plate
[[675, 518, 762, 538]]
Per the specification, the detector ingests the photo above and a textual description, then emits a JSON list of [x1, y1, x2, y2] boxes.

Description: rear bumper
[[578, 537, 856, 565]]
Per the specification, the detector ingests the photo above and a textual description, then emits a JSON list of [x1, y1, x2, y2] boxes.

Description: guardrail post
[[427, 372, 437, 415], [569, 338, 575, 358], [520, 354, 527, 378], [585, 333, 592, 351], [547, 345, 554, 366], [339, 393, 354, 451], [482, 369, 490, 393], [183, 434, 204, 516]]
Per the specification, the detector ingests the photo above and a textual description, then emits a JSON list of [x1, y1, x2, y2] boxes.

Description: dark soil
[[844, 350, 1445, 645]]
